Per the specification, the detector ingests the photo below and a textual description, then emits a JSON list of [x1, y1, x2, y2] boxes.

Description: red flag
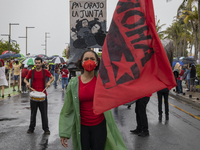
[[93, 0, 177, 115]]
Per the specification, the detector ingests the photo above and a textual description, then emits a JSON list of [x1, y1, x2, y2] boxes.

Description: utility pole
[[19, 26, 35, 55], [42, 32, 50, 55]]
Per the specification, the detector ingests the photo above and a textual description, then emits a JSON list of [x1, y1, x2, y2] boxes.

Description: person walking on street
[[184, 64, 191, 91], [190, 64, 196, 92], [0, 61, 8, 98], [13, 60, 21, 91], [130, 96, 151, 137], [59, 50, 126, 150], [60, 65, 69, 91], [21, 64, 29, 93], [24, 57, 54, 134], [173, 62, 181, 93], [54, 64, 59, 88], [5, 60, 10, 80], [157, 88, 169, 120], [177, 67, 184, 94]]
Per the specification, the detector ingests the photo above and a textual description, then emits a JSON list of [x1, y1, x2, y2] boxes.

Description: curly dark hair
[[35, 57, 43, 63], [75, 50, 100, 74]]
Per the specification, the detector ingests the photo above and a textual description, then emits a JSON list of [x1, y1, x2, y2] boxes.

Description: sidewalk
[[0, 86, 20, 100], [169, 83, 200, 110]]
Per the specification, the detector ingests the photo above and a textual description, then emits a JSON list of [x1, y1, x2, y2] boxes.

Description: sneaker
[[44, 130, 50, 135], [138, 131, 149, 137], [2, 95, 4, 98], [27, 129, 34, 133], [130, 129, 141, 134], [13, 89, 16, 91]]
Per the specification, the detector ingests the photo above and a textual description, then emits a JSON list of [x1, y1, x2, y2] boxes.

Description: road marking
[[153, 95, 200, 121]]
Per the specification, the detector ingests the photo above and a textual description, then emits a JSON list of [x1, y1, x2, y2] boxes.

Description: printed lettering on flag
[[93, 0, 177, 114]]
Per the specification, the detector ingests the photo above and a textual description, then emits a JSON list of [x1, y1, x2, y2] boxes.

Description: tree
[[0, 39, 20, 55], [180, 6, 199, 59], [165, 20, 184, 57], [169, 0, 200, 59], [62, 48, 67, 58], [62, 45, 69, 59], [156, 18, 166, 40]]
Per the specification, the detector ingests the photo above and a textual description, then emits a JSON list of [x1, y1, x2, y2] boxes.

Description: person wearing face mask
[[59, 50, 127, 150]]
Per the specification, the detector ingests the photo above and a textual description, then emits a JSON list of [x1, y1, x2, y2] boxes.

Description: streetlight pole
[[41, 32, 50, 55], [19, 26, 35, 56], [1, 23, 19, 53], [45, 32, 50, 55], [9, 23, 19, 53]]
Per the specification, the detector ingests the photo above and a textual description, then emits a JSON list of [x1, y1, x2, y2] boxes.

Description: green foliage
[[156, 18, 166, 40], [167, 0, 200, 58], [0, 39, 20, 54], [97, 52, 102, 58], [62, 48, 67, 59], [196, 64, 200, 79]]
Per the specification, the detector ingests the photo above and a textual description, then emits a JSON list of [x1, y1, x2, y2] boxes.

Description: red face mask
[[82, 60, 97, 72]]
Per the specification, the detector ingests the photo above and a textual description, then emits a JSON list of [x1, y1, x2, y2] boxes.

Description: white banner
[[70, 0, 107, 49]]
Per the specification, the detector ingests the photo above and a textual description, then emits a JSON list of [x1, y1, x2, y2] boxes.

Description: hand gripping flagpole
[[8, 70, 11, 97]]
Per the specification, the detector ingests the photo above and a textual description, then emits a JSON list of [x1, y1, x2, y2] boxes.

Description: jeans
[[50, 71, 55, 76], [177, 80, 183, 93], [187, 79, 190, 90], [62, 77, 68, 89], [54, 73, 59, 86]]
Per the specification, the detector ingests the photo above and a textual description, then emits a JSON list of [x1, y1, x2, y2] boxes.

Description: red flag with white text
[[93, 0, 177, 114]]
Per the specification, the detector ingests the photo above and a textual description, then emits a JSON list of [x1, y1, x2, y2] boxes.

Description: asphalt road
[[0, 83, 200, 150]]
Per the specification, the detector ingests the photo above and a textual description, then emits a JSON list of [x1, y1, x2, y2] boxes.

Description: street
[[0, 83, 200, 150]]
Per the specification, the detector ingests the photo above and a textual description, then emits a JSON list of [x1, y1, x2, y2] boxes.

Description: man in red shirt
[[24, 57, 54, 134]]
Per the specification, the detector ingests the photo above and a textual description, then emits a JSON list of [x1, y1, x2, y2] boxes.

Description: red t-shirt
[[61, 68, 69, 78], [26, 69, 51, 95], [21, 68, 29, 78], [79, 76, 105, 126], [177, 69, 184, 80]]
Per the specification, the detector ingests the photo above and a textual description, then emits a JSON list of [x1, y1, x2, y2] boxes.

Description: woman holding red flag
[[59, 50, 126, 150]]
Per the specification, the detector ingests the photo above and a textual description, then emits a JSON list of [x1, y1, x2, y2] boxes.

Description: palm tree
[[180, 6, 199, 59], [165, 20, 184, 57], [156, 18, 166, 40], [169, 0, 200, 58]]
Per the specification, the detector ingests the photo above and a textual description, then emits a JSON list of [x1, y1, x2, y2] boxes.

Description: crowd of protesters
[[173, 62, 197, 93], [0, 58, 69, 96]]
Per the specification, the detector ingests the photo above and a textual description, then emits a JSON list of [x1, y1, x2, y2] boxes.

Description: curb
[[169, 91, 200, 111]]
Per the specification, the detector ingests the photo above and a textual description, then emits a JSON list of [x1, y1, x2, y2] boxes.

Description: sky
[[0, 0, 183, 56]]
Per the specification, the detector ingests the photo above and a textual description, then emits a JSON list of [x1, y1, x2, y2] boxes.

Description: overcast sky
[[0, 0, 182, 56]]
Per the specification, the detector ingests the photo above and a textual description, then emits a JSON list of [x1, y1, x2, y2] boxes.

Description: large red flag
[[93, 0, 177, 114]]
